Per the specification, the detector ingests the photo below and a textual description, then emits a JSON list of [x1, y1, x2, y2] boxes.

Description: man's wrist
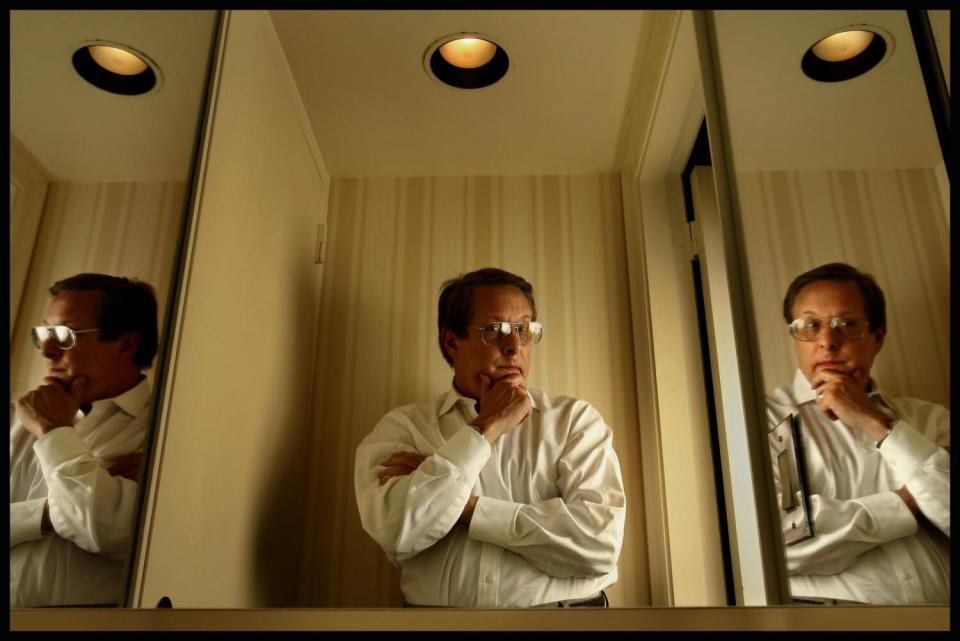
[[469, 417, 500, 443]]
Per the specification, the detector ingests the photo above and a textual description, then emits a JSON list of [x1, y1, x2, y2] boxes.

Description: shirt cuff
[[33, 426, 89, 474], [855, 491, 918, 541], [434, 425, 491, 480], [10, 498, 47, 547], [468, 495, 520, 546], [878, 420, 939, 482]]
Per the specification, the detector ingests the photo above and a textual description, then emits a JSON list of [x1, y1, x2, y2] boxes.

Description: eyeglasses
[[31, 325, 101, 350], [470, 321, 543, 346], [787, 316, 868, 342]]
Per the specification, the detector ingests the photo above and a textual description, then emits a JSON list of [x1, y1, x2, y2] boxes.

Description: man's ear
[[874, 326, 886, 351], [442, 329, 460, 364], [117, 331, 141, 361]]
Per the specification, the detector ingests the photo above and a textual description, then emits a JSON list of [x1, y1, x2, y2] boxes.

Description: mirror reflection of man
[[10, 273, 159, 607], [354, 268, 626, 607], [767, 262, 949, 604]]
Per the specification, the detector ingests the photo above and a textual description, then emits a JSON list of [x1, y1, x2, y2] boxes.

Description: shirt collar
[[790, 368, 894, 413], [438, 379, 540, 417], [89, 376, 151, 418]]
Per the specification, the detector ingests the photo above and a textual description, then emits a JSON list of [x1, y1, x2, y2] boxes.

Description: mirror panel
[[710, 9, 949, 605], [9, 10, 219, 607]]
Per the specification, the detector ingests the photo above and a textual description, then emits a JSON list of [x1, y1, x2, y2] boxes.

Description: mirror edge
[[122, 9, 228, 609]]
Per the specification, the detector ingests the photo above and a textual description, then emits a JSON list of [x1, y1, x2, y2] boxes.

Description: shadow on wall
[[252, 266, 321, 607]]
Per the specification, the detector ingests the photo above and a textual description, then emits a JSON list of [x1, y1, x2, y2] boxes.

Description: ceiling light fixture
[[801, 26, 892, 82], [425, 33, 508, 89], [72, 41, 160, 95]]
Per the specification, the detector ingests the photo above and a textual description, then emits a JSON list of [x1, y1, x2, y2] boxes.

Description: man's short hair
[[437, 267, 537, 365], [782, 262, 886, 333], [50, 273, 159, 369]]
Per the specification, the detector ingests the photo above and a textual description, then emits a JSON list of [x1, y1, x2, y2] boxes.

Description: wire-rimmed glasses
[[30, 325, 101, 350], [787, 316, 868, 342], [470, 320, 543, 346]]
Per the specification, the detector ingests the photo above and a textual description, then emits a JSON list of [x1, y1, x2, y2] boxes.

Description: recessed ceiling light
[[424, 33, 508, 89], [801, 27, 892, 82], [72, 41, 160, 95], [439, 38, 497, 69]]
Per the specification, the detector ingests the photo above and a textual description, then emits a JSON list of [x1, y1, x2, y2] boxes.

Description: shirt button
[[484, 575, 493, 584]]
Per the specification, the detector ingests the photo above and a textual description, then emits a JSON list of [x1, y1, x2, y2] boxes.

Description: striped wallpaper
[[736, 169, 950, 407], [10, 180, 187, 398], [301, 174, 650, 607]]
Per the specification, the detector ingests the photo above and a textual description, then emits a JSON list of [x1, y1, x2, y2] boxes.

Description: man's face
[[41, 290, 130, 404], [444, 285, 533, 400], [791, 279, 884, 390]]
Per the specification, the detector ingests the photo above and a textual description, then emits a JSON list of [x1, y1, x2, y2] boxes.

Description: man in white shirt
[[355, 267, 625, 607], [10, 273, 159, 607], [767, 262, 949, 604]]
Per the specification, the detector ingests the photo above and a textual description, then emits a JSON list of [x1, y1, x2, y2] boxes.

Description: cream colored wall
[[9, 137, 50, 342], [133, 10, 329, 608], [301, 174, 649, 607], [737, 169, 950, 407], [9, 180, 186, 398]]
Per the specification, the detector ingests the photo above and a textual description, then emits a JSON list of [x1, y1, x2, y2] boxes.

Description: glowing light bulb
[[88, 45, 148, 75], [439, 38, 497, 69], [811, 30, 875, 63]]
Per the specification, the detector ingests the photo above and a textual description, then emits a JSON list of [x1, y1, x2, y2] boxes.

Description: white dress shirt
[[354, 385, 626, 607], [766, 369, 950, 604], [10, 377, 151, 607]]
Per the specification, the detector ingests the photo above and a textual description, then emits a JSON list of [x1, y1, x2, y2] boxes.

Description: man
[[767, 262, 949, 604], [354, 267, 625, 607], [10, 273, 159, 607]]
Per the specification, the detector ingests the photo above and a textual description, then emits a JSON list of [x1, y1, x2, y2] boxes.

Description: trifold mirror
[[11, 9, 948, 618], [9, 10, 220, 607]]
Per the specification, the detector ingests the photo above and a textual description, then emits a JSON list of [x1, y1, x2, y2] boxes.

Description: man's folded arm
[[878, 412, 949, 537], [785, 492, 918, 575], [34, 427, 140, 560], [355, 415, 490, 563], [468, 404, 625, 578]]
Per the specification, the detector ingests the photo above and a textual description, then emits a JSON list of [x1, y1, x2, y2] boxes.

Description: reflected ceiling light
[[439, 37, 497, 69], [802, 26, 891, 82], [811, 30, 875, 62], [72, 41, 160, 95], [88, 45, 149, 75], [425, 33, 508, 89]]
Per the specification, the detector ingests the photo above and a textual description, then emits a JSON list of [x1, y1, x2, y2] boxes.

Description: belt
[[792, 596, 865, 605], [403, 590, 609, 608], [535, 591, 609, 608]]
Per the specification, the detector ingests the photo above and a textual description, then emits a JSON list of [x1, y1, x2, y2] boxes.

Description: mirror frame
[[122, 9, 227, 607]]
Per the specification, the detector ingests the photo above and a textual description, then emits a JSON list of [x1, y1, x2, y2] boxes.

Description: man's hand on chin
[[15, 376, 87, 439], [811, 368, 890, 441], [470, 372, 531, 443]]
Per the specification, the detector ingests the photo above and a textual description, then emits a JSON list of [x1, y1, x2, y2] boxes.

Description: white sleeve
[[773, 406, 950, 576], [878, 415, 950, 537], [10, 498, 46, 548], [354, 412, 491, 564], [33, 427, 140, 560], [467, 403, 626, 578], [785, 491, 918, 575]]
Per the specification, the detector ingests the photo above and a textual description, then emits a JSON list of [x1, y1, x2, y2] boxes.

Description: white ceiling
[[269, 10, 648, 178], [714, 10, 943, 172], [9, 10, 217, 183], [10, 10, 947, 184]]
